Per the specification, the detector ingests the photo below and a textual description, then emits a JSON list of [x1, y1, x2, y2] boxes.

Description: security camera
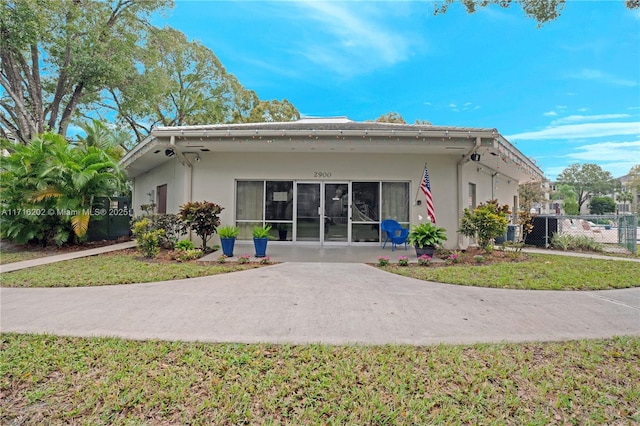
[[165, 149, 175, 157], [195, 155, 200, 162]]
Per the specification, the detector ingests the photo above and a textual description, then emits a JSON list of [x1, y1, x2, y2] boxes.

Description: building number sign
[[314, 171, 332, 178]]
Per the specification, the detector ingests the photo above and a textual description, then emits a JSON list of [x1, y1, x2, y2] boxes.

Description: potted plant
[[218, 225, 239, 257], [252, 225, 273, 258], [274, 223, 289, 241], [408, 222, 448, 257]]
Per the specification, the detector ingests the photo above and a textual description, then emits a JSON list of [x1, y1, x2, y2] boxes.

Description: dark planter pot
[[220, 237, 236, 257], [415, 246, 436, 258], [253, 237, 268, 258], [278, 229, 288, 241]]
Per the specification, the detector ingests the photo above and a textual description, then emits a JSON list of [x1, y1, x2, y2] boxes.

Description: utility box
[[87, 197, 132, 241]]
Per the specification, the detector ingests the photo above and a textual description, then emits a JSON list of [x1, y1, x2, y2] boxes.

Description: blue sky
[[156, 1, 640, 180]]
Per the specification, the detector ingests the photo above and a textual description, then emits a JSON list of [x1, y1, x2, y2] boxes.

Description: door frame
[[294, 181, 350, 245]]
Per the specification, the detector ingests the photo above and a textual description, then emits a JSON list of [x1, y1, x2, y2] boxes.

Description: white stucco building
[[120, 117, 544, 249]]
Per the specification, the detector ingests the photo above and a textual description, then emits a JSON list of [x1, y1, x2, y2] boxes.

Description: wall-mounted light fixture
[[165, 148, 175, 157]]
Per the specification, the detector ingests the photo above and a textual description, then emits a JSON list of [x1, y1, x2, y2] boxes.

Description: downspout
[[456, 136, 482, 249]]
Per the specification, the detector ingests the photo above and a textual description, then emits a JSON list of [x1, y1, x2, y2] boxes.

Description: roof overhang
[[120, 121, 544, 183]]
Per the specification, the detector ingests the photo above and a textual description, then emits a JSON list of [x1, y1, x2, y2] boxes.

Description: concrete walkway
[[1, 242, 638, 346], [0, 241, 137, 273], [1, 262, 638, 345]]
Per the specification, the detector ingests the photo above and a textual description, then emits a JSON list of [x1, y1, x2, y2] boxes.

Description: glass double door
[[296, 182, 349, 244]]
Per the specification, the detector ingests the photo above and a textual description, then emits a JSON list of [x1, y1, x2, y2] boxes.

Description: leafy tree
[[432, 0, 638, 27], [562, 198, 579, 216], [626, 164, 640, 192], [102, 25, 298, 141], [0, 0, 172, 144], [374, 112, 406, 123], [518, 181, 545, 212], [1, 2, 299, 146], [589, 196, 615, 215], [556, 164, 615, 213], [177, 201, 223, 251], [458, 199, 510, 251], [552, 183, 579, 215], [414, 119, 432, 125]]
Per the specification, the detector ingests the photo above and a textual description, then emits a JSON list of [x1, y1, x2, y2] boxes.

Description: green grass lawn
[[0, 250, 50, 265], [1, 334, 638, 424], [382, 254, 640, 290], [0, 251, 260, 287], [2, 250, 639, 290]]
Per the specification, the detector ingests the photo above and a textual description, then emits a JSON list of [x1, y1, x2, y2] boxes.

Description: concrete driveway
[[1, 262, 638, 345]]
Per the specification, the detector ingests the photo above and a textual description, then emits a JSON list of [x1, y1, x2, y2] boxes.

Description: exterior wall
[[132, 151, 521, 249], [131, 159, 186, 215]]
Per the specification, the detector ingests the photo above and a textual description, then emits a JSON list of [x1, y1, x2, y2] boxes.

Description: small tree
[[459, 200, 511, 251], [617, 191, 634, 213], [518, 181, 545, 212], [178, 201, 223, 251], [589, 196, 615, 215]]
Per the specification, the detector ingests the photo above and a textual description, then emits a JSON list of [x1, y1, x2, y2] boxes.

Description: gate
[[618, 215, 638, 255]]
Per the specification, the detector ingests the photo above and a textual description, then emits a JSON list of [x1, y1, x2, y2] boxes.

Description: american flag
[[420, 165, 436, 224]]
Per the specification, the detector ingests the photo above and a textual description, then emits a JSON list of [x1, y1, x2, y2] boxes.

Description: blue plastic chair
[[381, 219, 409, 251]]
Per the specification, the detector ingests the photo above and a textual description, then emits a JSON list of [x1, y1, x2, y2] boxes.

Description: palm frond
[[71, 210, 91, 238], [31, 186, 63, 202]]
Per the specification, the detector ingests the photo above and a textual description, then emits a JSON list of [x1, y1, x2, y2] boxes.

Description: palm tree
[[33, 137, 128, 239], [617, 191, 634, 213], [74, 119, 131, 159]]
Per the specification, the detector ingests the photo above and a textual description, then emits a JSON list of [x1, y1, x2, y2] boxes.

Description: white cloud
[[577, 107, 588, 112], [568, 68, 638, 87], [295, 2, 418, 76], [543, 111, 558, 117], [550, 114, 631, 125], [449, 103, 457, 108], [566, 140, 640, 163], [508, 122, 640, 141]]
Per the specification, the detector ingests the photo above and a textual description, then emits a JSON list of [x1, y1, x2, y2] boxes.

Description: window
[[236, 181, 264, 238], [468, 183, 477, 209], [236, 180, 293, 240], [381, 182, 409, 226]]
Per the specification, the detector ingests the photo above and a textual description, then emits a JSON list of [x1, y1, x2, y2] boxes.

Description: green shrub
[[132, 218, 164, 258], [178, 201, 223, 251], [132, 214, 185, 249], [138, 229, 164, 258], [170, 247, 203, 262], [551, 233, 604, 252], [0, 133, 127, 246], [175, 239, 195, 251], [459, 200, 510, 251]]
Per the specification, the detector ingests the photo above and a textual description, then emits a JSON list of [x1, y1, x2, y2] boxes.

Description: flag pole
[[415, 162, 427, 202]]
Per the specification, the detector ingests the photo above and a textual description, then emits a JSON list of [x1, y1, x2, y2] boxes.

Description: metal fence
[[523, 214, 638, 255]]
